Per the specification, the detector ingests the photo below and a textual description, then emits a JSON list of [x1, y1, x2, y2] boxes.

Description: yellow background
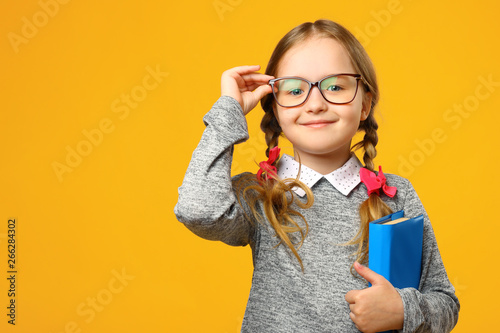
[[1, 0, 498, 331]]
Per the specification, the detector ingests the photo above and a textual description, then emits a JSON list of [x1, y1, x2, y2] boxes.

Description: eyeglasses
[[268, 73, 363, 108]]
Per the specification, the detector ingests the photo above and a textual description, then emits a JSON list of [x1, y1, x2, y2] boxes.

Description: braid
[[360, 116, 379, 171], [261, 111, 282, 157], [347, 113, 393, 273], [234, 110, 313, 272]]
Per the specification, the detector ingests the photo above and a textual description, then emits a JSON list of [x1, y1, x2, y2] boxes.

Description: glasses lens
[[273, 78, 310, 107], [320, 75, 359, 104]]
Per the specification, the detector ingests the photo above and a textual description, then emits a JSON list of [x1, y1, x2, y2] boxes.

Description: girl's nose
[[304, 86, 328, 113]]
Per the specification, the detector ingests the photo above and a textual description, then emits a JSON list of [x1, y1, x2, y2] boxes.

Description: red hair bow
[[360, 166, 397, 198], [257, 147, 281, 181]]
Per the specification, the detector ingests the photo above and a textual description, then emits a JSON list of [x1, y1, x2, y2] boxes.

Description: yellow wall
[[1, 0, 498, 331]]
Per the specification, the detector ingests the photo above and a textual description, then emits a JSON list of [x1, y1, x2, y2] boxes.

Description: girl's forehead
[[276, 37, 356, 80]]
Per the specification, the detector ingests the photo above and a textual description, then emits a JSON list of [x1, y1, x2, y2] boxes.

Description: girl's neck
[[293, 147, 352, 175]]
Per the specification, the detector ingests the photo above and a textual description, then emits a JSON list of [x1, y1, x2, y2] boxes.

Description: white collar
[[276, 154, 363, 197]]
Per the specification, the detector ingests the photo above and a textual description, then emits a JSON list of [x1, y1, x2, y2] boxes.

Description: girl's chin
[[294, 147, 351, 157]]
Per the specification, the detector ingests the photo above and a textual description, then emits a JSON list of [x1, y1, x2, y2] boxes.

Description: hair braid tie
[[360, 166, 397, 197], [257, 147, 281, 181]]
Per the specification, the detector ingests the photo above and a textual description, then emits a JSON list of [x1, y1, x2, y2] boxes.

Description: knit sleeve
[[396, 179, 460, 332], [174, 96, 255, 247]]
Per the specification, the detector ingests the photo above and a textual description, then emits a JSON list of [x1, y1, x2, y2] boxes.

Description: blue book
[[368, 210, 424, 290]]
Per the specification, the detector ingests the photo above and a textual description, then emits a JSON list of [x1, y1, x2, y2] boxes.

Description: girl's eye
[[326, 85, 342, 92], [288, 88, 304, 96], [278, 79, 305, 97]]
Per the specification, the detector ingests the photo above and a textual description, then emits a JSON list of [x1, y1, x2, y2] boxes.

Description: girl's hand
[[221, 65, 274, 115], [344, 262, 404, 333]]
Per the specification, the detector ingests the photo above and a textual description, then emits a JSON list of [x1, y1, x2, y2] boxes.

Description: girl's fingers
[[225, 66, 274, 82], [252, 84, 272, 101], [221, 65, 274, 114], [225, 72, 273, 94], [228, 65, 262, 75], [231, 73, 273, 88], [240, 73, 274, 85], [222, 68, 272, 89], [240, 72, 274, 80], [244, 82, 269, 92], [240, 84, 272, 115]]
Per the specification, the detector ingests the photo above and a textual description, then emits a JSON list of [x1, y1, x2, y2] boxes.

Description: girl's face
[[273, 36, 371, 168]]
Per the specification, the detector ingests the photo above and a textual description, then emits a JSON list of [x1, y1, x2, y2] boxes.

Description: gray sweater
[[174, 96, 459, 332]]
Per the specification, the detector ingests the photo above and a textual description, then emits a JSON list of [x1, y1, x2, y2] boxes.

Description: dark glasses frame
[[268, 73, 363, 108]]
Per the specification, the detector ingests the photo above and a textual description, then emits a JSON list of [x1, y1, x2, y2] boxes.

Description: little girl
[[174, 19, 459, 332]]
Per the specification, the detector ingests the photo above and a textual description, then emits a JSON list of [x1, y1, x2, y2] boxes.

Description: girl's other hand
[[221, 65, 274, 115], [344, 262, 404, 333]]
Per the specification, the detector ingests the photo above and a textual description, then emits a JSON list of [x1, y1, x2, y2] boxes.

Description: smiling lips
[[301, 120, 336, 128]]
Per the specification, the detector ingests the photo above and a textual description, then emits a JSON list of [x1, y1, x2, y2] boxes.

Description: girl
[[174, 19, 459, 332]]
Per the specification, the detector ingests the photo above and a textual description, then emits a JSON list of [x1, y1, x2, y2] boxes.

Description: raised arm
[[174, 66, 273, 247]]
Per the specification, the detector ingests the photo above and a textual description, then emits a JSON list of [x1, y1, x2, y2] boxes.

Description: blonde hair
[[238, 19, 392, 272], [236, 170, 313, 271]]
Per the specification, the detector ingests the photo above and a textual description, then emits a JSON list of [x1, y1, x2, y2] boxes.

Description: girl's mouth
[[301, 121, 335, 128]]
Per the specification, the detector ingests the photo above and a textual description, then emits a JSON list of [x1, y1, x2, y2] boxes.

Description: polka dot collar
[[276, 154, 362, 197]]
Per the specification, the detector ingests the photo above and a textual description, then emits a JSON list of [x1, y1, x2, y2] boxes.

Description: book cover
[[368, 210, 424, 290]]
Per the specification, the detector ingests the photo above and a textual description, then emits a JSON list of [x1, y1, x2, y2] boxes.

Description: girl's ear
[[360, 91, 372, 121]]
